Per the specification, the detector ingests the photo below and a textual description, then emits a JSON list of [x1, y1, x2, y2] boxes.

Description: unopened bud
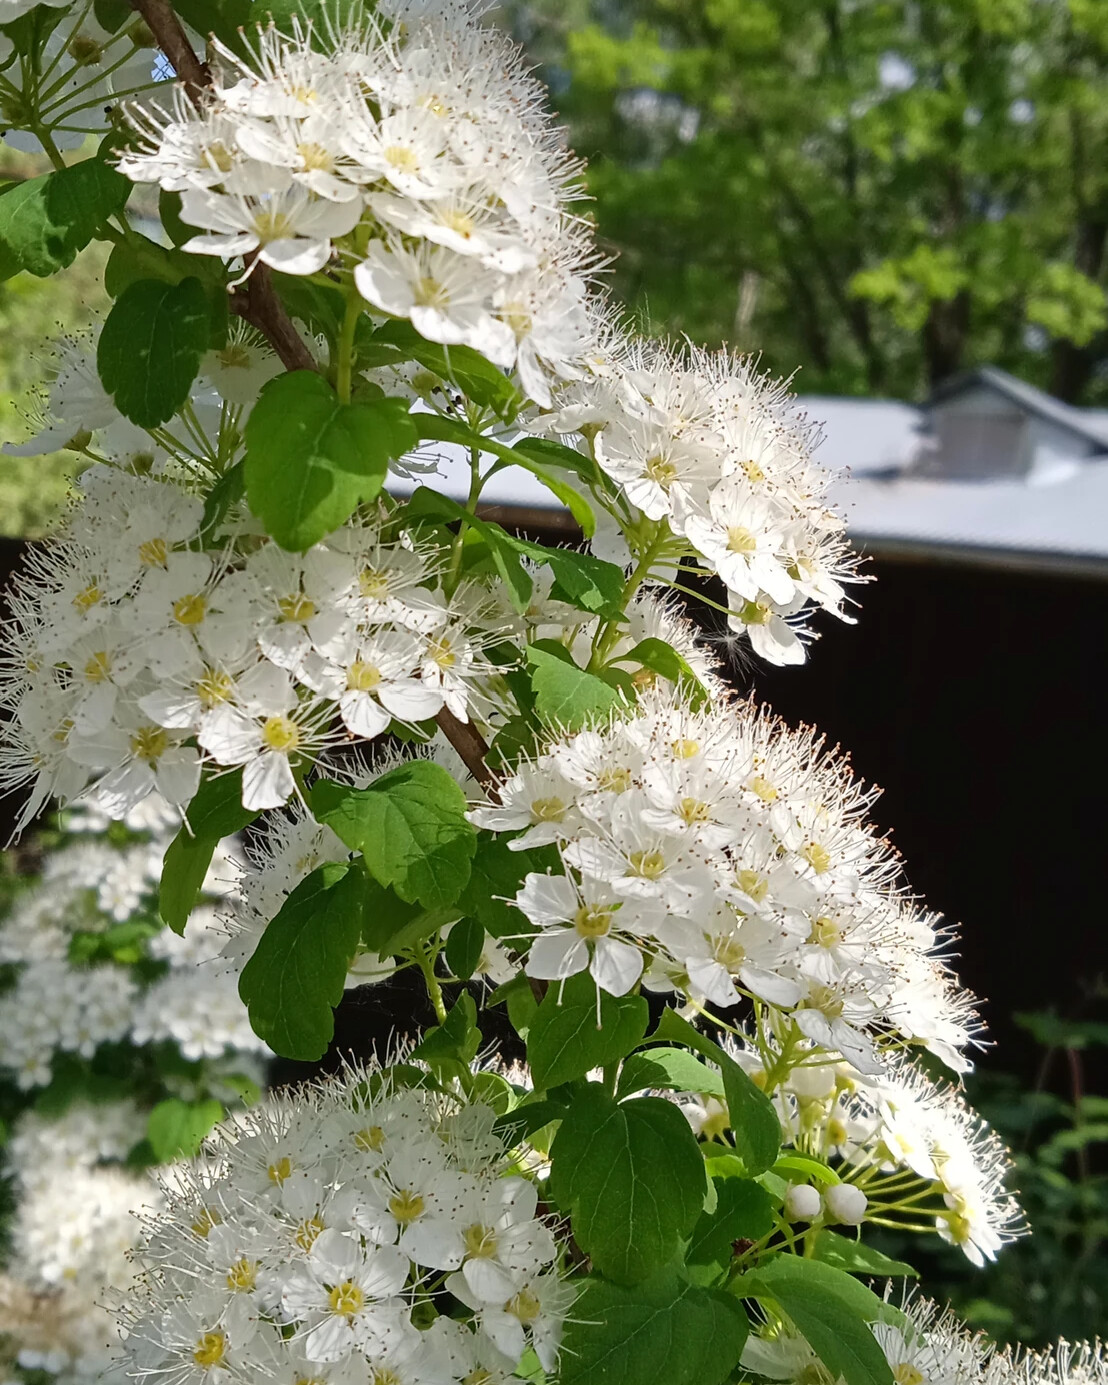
[[784, 1184, 821, 1222], [824, 1182, 868, 1225]]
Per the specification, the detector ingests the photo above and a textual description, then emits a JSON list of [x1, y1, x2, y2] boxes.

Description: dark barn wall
[[1, 535, 1103, 1084]]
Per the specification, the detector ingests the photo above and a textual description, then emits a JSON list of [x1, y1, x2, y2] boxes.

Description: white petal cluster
[[0, 466, 504, 822], [0, 799, 267, 1089], [473, 685, 978, 1076], [116, 6, 594, 406], [538, 337, 857, 665], [119, 1064, 571, 1385]]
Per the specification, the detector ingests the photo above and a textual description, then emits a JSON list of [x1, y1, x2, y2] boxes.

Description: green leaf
[[527, 972, 648, 1088], [456, 835, 558, 939], [238, 862, 365, 1060], [616, 1046, 727, 1099], [0, 158, 129, 278], [97, 277, 211, 428], [550, 1086, 707, 1284], [687, 1178, 775, 1274], [312, 762, 477, 909], [508, 434, 601, 488], [159, 770, 258, 934], [734, 1257, 896, 1385], [772, 1152, 841, 1186], [412, 992, 481, 1067], [198, 462, 246, 545], [373, 320, 523, 418], [358, 876, 445, 958], [445, 916, 485, 981], [494, 1098, 567, 1147], [652, 1009, 781, 1175], [176, 0, 251, 46], [560, 1270, 749, 1385], [526, 644, 622, 730], [244, 371, 417, 550], [146, 1098, 224, 1161], [509, 537, 625, 620], [616, 638, 710, 710], [404, 486, 532, 612], [812, 1231, 918, 1278]]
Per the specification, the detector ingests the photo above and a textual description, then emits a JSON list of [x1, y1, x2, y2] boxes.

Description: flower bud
[[824, 1182, 868, 1225], [784, 1183, 822, 1222]]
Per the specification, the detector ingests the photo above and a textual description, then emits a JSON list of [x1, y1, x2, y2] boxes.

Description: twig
[[436, 708, 500, 801], [128, 0, 318, 374], [129, 0, 210, 100]]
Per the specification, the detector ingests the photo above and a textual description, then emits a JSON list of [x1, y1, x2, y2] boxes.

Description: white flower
[[179, 185, 362, 275], [299, 628, 442, 739]]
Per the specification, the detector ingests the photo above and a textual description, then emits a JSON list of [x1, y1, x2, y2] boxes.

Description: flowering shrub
[[0, 797, 270, 1385], [0, 5, 1101, 1385]]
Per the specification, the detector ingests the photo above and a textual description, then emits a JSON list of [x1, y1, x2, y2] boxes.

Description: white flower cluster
[[686, 1035, 1025, 1269], [0, 1102, 163, 1385], [475, 685, 977, 1077], [0, 0, 166, 153], [538, 338, 857, 665], [0, 466, 504, 823], [121, 1065, 571, 1385], [117, 6, 593, 407], [0, 799, 267, 1088]]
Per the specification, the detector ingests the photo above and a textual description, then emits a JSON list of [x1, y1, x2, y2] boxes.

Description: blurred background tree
[[497, 0, 1108, 401]]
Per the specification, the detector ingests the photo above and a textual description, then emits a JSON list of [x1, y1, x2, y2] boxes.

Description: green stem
[[417, 946, 448, 1024], [336, 293, 361, 405], [445, 447, 484, 593]]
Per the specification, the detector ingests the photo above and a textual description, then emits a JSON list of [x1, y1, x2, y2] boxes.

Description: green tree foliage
[[501, 0, 1108, 401]]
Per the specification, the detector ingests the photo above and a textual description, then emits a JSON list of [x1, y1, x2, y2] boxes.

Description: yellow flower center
[[426, 636, 456, 668], [597, 765, 632, 792], [346, 660, 382, 692], [809, 916, 841, 947], [893, 1366, 924, 1385], [463, 1223, 499, 1259], [388, 1189, 425, 1226], [73, 583, 103, 613], [415, 274, 451, 308], [354, 1125, 385, 1153], [501, 302, 533, 338], [83, 650, 111, 684], [204, 140, 234, 173], [191, 1207, 222, 1238], [505, 1287, 542, 1324], [196, 668, 234, 708], [802, 842, 832, 875], [743, 458, 766, 483], [138, 537, 168, 567], [328, 1280, 365, 1318], [267, 1155, 294, 1185], [261, 715, 301, 753], [277, 592, 316, 623], [737, 869, 768, 902], [130, 727, 168, 763], [737, 600, 773, 626], [748, 774, 777, 802], [671, 737, 699, 759], [573, 905, 614, 939], [385, 144, 420, 171], [530, 796, 565, 823], [295, 1216, 325, 1252], [644, 454, 677, 486], [193, 1332, 227, 1369], [463, 1372, 495, 1385], [713, 935, 746, 969], [226, 1257, 258, 1292], [442, 207, 477, 238], [807, 986, 844, 1019], [172, 592, 208, 626], [252, 209, 294, 242], [628, 848, 666, 880], [371, 1371, 402, 1385], [217, 344, 252, 370], [726, 526, 758, 554], [359, 567, 390, 598], [297, 141, 334, 171], [678, 796, 710, 825]]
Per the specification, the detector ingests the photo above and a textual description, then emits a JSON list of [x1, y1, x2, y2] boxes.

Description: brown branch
[[230, 266, 320, 373], [129, 0, 319, 374], [436, 708, 500, 802], [129, 0, 210, 101]]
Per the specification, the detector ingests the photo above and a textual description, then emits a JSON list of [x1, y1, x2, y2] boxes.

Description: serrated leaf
[[445, 916, 485, 980], [456, 835, 558, 939], [245, 371, 417, 550], [652, 1009, 781, 1175], [734, 1257, 896, 1385], [0, 158, 128, 278], [616, 637, 710, 710], [159, 770, 258, 934], [812, 1230, 918, 1278], [561, 1270, 749, 1385], [238, 862, 365, 1059], [510, 537, 625, 620], [526, 644, 621, 730], [412, 992, 481, 1066], [146, 1097, 224, 1161], [527, 972, 648, 1088], [313, 763, 476, 909], [550, 1086, 706, 1284], [687, 1177, 775, 1273], [98, 277, 211, 427], [616, 1046, 726, 1099]]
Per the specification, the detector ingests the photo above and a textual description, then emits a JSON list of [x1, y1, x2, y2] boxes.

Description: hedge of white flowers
[[0, 797, 270, 1385], [0, 6, 1101, 1385]]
